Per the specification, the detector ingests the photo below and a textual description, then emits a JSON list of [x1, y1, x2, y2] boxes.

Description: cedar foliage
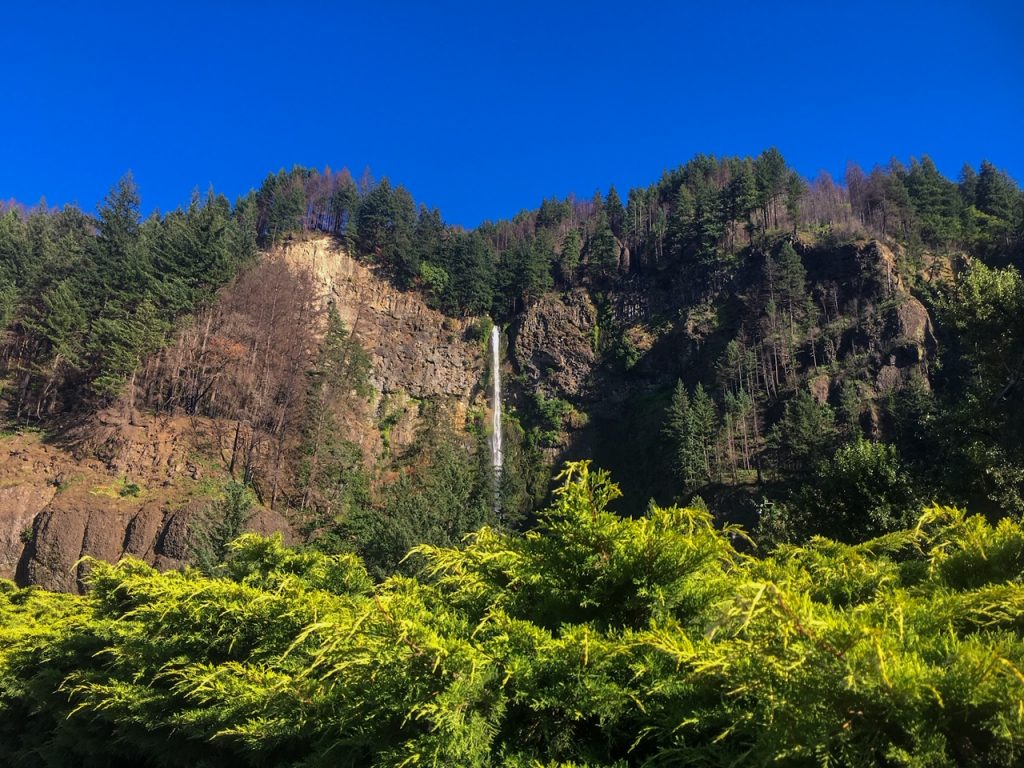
[[2, 462, 1022, 767]]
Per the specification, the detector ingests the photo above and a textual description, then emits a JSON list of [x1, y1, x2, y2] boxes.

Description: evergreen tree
[[95, 173, 151, 300], [976, 160, 1016, 222], [784, 171, 806, 230], [905, 156, 961, 245], [958, 162, 978, 207], [558, 228, 581, 286], [189, 481, 256, 574], [769, 388, 837, 473], [754, 147, 787, 229], [605, 185, 626, 239], [726, 161, 757, 221], [777, 242, 807, 308], [663, 380, 703, 489], [691, 383, 719, 481], [28, 280, 88, 369], [587, 212, 619, 277]]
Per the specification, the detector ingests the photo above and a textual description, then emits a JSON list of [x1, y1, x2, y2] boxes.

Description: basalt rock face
[[0, 428, 295, 593], [0, 484, 56, 577], [277, 236, 487, 462], [15, 496, 296, 593], [279, 236, 483, 401], [511, 289, 597, 399], [801, 239, 936, 398]]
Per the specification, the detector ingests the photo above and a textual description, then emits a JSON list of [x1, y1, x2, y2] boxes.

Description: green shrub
[[1, 464, 1022, 766]]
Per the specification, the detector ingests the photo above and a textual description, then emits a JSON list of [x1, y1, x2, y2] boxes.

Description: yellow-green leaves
[[1, 468, 1023, 766]]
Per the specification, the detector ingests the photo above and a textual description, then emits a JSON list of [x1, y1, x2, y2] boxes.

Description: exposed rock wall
[[0, 429, 294, 593], [511, 289, 597, 399], [279, 236, 483, 400]]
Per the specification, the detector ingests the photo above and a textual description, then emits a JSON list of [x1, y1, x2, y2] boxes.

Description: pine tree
[[558, 228, 581, 286], [976, 160, 1016, 222], [298, 303, 372, 519], [958, 162, 978, 207], [663, 380, 703, 490], [691, 383, 719, 481], [587, 212, 619, 277], [605, 185, 626, 239], [769, 388, 837, 473]]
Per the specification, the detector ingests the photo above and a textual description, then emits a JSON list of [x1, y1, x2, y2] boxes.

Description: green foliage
[[418, 260, 450, 305], [608, 330, 640, 372], [762, 439, 922, 545], [587, 213, 619, 278], [769, 388, 837, 473], [663, 381, 719, 490], [935, 262, 1024, 516], [318, 406, 497, 580], [663, 380, 699, 489], [189, 482, 257, 574], [526, 392, 578, 448], [118, 480, 141, 498], [558, 228, 582, 285], [295, 303, 373, 534], [1, 175, 254, 412], [2, 464, 1023, 766], [818, 439, 919, 536]]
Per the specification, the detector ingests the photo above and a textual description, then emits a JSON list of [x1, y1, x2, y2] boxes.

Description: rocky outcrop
[[1, 238, 493, 593], [0, 431, 294, 593], [14, 490, 294, 593], [0, 484, 56, 576], [801, 238, 936, 396], [279, 236, 483, 400], [873, 293, 937, 393], [858, 242, 936, 393], [512, 290, 597, 398]]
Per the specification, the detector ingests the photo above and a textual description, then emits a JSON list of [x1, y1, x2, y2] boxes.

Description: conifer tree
[[588, 212, 619, 277], [664, 380, 702, 489], [976, 160, 1017, 222], [605, 185, 626, 239], [690, 382, 719, 480], [959, 162, 978, 207], [558, 228, 581, 286]]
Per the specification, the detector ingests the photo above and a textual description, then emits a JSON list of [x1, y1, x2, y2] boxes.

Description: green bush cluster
[[2, 462, 1022, 766]]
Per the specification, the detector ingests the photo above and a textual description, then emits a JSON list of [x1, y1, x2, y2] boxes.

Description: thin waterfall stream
[[490, 324, 503, 514]]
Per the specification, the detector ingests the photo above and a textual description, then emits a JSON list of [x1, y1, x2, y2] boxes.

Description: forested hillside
[[0, 149, 1022, 578]]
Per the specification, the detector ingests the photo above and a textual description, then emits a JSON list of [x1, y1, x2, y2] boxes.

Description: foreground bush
[[2, 463, 1023, 766]]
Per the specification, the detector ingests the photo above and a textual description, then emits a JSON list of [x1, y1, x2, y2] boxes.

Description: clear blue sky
[[2, 1, 1022, 227]]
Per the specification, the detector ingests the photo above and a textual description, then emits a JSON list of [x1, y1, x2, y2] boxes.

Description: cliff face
[[0, 418, 296, 592], [277, 237, 485, 458], [1, 236, 490, 591], [511, 289, 597, 399], [279, 237, 483, 401], [507, 238, 939, 508], [1, 233, 943, 590]]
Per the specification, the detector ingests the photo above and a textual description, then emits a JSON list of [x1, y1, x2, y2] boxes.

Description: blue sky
[[2, 1, 1022, 227]]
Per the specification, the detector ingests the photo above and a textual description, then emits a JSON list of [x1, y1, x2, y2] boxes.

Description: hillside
[[0, 237, 489, 590], [0, 149, 1022, 588]]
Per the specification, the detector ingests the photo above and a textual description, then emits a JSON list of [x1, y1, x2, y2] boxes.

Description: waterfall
[[490, 324, 503, 512]]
